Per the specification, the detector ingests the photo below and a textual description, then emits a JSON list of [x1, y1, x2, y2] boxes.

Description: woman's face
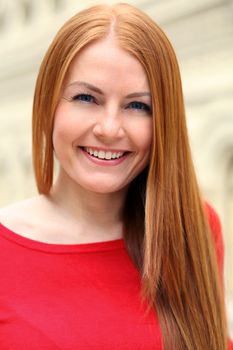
[[53, 35, 153, 194]]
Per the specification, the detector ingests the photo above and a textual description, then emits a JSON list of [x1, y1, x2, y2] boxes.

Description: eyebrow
[[67, 81, 151, 99]]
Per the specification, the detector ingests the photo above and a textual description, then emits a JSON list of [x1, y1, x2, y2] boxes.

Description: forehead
[[65, 36, 149, 90]]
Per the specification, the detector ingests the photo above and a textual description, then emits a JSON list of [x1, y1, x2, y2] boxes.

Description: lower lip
[[79, 148, 130, 166]]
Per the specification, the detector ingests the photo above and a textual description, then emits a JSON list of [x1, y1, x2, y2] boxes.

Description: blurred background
[[0, 0, 232, 336]]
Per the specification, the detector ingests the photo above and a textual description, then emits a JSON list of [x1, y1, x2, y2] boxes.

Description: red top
[[0, 204, 232, 349]]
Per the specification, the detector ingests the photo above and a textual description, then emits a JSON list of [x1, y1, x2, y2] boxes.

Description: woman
[[0, 3, 232, 349]]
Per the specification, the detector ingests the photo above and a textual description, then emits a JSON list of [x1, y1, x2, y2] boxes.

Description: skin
[[0, 35, 153, 244]]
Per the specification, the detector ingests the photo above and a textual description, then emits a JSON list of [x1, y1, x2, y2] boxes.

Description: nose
[[92, 109, 125, 141]]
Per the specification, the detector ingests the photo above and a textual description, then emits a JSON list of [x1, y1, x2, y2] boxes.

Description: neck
[[47, 169, 128, 241]]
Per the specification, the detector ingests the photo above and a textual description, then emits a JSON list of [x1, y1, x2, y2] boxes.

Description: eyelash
[[129, 101, 151, 113], [72, 94, 94, 103], [71, 93, 151, 114]]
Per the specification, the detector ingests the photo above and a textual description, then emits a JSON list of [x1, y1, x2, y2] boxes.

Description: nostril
[[92, 120, 124, 139]]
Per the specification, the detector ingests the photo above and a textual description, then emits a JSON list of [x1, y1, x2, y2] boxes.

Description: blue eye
[[72, 94, 95, 103], [129, 101, 151, 113]]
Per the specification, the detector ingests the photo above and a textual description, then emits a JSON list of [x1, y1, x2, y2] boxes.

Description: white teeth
[[116, 153, 123, 158], [83, 147, 124, 160], [98, 151, 105, 159], [105, 151, 112, 160]]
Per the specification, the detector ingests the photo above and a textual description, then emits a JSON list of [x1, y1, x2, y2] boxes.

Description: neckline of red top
[[0, 223, 125, 254]]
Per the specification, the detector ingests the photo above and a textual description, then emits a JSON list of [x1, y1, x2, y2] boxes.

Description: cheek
[[130, 118, 153, 153], [52, 108, 75, 154], [52, 105, 81, 146], [52, 120, 69, 150], [142, 128, 153, 152]]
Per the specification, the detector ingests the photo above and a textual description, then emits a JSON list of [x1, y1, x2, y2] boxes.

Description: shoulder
[[204, 201, 224, 271], [204, 202, 223, 248], [0, 196, 40, 218], [204, 202, 222, 234], [0, 196, 47, 234]]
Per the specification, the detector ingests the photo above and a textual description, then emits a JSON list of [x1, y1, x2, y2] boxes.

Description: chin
[[80, 181, 128, 195]]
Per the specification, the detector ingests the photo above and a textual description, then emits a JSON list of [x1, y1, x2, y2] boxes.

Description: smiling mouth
[[80, 147, 129, 160]]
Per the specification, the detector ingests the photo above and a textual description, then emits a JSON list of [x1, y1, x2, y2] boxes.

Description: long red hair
[[32, 3, 228, 349]]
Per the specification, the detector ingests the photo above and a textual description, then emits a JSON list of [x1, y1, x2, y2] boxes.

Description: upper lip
[[80, 146, 130, 153]]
